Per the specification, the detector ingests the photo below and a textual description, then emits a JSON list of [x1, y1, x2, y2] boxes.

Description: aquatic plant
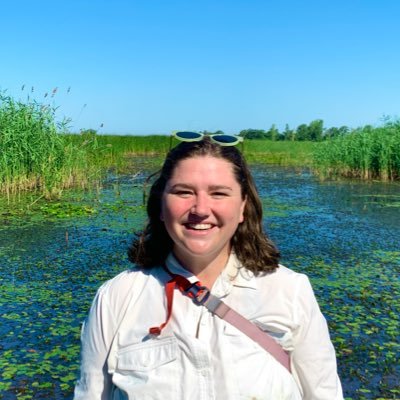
[[0, 91, 105, 200], [244, 140, 317, 166], [1, 163, 399, 399], [314, 121, 400, 181], [64, 134, 317, 171]]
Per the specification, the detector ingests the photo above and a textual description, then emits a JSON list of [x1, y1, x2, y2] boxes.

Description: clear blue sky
[[2, 0, 400, 135]]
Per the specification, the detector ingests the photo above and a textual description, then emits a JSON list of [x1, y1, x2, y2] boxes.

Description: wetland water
[[0, 161, 399, 399]]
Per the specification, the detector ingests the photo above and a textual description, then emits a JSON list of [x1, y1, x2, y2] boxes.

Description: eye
[[173, 190, 193, 198], [211, 191, 229, 198]]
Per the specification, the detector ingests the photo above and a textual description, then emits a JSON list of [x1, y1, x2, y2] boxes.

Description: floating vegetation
[[351, 194, 400, 209], [39, 202, 97, 218], [0, 162, 399, 399], [289, 254, 400, 399]]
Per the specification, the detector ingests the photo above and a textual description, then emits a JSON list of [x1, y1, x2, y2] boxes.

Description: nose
[[190, 193, 210, 217]]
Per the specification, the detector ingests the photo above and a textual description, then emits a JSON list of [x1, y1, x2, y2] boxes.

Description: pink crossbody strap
[[149, 268, 291, 373], [203, 293, 290, 372]]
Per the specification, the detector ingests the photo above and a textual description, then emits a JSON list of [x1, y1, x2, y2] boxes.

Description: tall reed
[[0, 92, 102, 200], [314, 122, 400, 181]]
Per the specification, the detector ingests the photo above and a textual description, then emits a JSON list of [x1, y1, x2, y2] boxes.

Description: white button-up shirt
[[74, 253, 343, 400]]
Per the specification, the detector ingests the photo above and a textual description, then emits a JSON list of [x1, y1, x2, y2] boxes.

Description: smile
[[186, 223, 214, 230]]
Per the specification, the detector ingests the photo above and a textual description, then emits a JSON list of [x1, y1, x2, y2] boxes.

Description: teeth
[[187, 223, 212, 230]]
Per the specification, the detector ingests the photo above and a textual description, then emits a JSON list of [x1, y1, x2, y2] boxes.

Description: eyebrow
[[169, 183, 233, 191], [209, 185, 233, 191]]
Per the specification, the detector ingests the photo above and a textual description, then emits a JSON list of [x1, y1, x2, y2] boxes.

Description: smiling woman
[[132, 136, 280, 275], [74, 136, 344, 400], [160, 156, 246, 286]]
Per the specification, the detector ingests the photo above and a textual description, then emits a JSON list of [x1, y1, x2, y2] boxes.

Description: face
[[161, 156, 246, 268]]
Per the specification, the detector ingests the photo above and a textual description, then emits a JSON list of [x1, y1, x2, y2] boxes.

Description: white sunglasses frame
[[171, 131, 243, 147]]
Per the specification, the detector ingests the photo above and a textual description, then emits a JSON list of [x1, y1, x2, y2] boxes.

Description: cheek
[[161, 197, 185, 222]]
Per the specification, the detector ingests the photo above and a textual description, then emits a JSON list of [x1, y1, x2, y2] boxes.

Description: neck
[[174, 250, 230, 288]]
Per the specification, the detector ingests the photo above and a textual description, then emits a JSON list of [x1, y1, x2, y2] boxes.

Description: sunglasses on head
[[143, 131, 244, 205], [171, 131, 244, 148]]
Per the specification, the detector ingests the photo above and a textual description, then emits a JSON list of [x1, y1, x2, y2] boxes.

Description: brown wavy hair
[[128, 136, 279, 275]]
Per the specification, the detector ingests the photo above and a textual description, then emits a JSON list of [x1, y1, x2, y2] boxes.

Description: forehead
[[170, 156, 237, 181]]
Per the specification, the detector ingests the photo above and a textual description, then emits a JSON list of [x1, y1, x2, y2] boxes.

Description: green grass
[[314, 122, 400, 181], [65, 134, 317, 169], [64, 134, 169, 173], [0, 93, 108, 200], [244, 139, 318, 166]]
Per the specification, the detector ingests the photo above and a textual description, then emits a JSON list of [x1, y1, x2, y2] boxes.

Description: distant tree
[[276, 132, 286, 141], [296, 124, 310, 141], [265, 124, 280, 140], [308, 119, 324, 141], [283, 124, 295, 141], [363, 125, 374, 133], [239, 129, 268, 139], [338, 126, 350, 135], [324, 127, 340, 139], [323, 125, 351, 139]]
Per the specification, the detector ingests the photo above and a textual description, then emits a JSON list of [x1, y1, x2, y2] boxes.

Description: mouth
[[185, 223, 214, 230]]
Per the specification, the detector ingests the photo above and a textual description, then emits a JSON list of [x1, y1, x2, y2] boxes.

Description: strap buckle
[[183, 283, 210, 305]]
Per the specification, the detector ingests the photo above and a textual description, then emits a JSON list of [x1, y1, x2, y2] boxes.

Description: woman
[[74, 135, 343, 399]]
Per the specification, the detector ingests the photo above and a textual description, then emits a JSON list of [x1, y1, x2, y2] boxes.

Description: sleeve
[[74, 285, 117, 400], [291, 275, 344, 400]]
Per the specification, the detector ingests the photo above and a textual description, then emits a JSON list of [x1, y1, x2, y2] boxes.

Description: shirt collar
[[222, 253, 257, 290], [165, 252, 257, 290], [165, 253, 199, 284]]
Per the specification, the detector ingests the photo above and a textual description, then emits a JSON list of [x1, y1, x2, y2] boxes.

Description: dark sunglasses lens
[[212, 135, 239, 144], [175, 131, 202, 140]]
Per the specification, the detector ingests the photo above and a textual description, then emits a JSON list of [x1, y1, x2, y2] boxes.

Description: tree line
[[202, 119, 352, 141]]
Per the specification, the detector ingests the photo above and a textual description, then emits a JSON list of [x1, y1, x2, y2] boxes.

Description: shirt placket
[[189, 304, 215, 399], [194, 276, 233, 400]]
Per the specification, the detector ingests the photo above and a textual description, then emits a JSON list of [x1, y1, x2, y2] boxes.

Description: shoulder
[[97, 265, 165, 297], [94, 265, 167, 319], [230, 254, 313, 301], [258, 264, 312, 292], [253, 264, 318, 316], [97, 267, 142, 293]]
